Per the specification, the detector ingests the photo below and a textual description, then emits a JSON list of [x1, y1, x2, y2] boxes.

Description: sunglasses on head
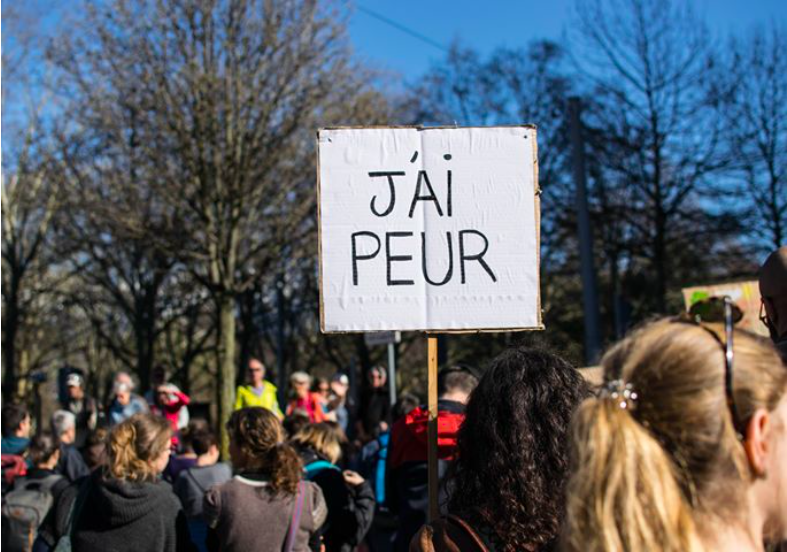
[[684, 296, 745, 440]]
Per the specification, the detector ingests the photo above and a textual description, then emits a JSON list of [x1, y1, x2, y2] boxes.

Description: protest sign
[[317, 126, 542, 333], [682, 280, 768, 337]]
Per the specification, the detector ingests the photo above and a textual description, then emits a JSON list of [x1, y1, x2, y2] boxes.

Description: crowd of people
[[1, 247, 786, 552]]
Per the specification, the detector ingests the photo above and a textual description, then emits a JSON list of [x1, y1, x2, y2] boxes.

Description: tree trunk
[[217, 293, 237, 459], [2, 278, 20, 401]]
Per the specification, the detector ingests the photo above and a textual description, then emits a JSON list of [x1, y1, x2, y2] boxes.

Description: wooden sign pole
[[427, 335, 439, 522]]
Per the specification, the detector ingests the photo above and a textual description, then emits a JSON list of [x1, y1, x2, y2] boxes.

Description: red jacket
[[387, 400, 466, 552], [151, 390, 190, 434]]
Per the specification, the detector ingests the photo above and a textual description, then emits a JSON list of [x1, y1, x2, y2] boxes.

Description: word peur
[[351, 151, 497, 287]]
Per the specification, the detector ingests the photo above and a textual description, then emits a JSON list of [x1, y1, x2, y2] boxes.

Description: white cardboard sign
[[318, 126, 541, 333]]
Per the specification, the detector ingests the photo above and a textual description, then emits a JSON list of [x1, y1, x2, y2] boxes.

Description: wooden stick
[[427, 335, 439, 522]]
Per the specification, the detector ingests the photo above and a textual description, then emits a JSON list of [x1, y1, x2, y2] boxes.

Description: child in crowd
[[164, 421, 208, 483], [173, 428, 231, 552]]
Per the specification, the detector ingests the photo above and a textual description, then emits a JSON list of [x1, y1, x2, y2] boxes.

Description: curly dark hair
[[446, 347, 590, 551]]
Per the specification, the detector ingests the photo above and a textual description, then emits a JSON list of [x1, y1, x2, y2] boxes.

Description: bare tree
[[570, 0, 731, 313], [49, 0, 384, 451], [714, 25, 787, 250], [52, 114, 196, 393], [2, 127, 64, 399]]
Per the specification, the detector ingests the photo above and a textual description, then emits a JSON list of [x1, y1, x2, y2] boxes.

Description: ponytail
[[227, 408, 303, 496], [108, 414, 171, 482], [562, 318, 787, 552], [266, 443, 302, 495], [563, 398, 701, 552]]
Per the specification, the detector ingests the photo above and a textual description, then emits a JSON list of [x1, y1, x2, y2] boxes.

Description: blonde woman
[[42, 413, 193, 552], [562, 315, 787, 552], [291, 423, 375, 552]]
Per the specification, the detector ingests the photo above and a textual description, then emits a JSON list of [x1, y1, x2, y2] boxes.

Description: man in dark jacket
[[61, 373, 98, 450], [357, 366, 392, 443], [51, 410, 90, 483], [386, 365, 479, 552], [759, 246, 787, 362]]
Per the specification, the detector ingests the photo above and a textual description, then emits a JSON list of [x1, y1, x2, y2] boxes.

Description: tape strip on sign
[[317, 125, 542, 333]]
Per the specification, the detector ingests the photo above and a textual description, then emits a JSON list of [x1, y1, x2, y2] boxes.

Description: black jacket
[[55, 444, 90, 483], [386, 399, 466, 552], [298, 448, 375, 552], [41, 471, 195, 552]]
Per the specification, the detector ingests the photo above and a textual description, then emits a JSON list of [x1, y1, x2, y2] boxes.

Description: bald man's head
[[760, 247, 787, 297], [759, 247, 787, 341]]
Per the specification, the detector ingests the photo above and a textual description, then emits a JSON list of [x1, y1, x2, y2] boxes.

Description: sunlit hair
[[563, 318, 787, 552], [226, 407, 302, 495], [107, 413, 172, 482], [290, 423, 343, 464]]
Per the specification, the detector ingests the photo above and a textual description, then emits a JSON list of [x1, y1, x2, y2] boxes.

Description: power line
[[356, 4, 450, 53]]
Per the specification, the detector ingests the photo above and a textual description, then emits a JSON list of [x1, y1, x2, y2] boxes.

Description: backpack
[[303, 460, 341, 480], [1, 474, 63, 552], [1, 455, 28, 495]]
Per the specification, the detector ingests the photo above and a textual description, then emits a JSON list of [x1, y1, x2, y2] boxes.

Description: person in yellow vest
[[234, 359, 283, 419]]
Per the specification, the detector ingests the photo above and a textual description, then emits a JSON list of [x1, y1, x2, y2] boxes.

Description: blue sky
[[347, 0, 786, 82]]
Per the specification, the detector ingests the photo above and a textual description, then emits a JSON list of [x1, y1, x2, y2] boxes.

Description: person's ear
[[743, 408, 770, 477]]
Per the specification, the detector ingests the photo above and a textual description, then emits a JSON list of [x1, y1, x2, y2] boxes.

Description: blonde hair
[[107, 413, 172, 482], [290, 423, 343, 464], [563, 318, 787, 552]]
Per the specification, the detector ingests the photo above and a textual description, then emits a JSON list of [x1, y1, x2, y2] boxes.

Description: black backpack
[[1, 474, 63, 552]]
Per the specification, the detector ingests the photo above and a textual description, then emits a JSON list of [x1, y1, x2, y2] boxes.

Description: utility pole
[[275, 273, 287, 408], [387, 342, 396, 406], [569, 97, 602, 365]]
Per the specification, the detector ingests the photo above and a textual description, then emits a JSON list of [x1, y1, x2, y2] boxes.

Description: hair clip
[[600, 379, 638, 411]]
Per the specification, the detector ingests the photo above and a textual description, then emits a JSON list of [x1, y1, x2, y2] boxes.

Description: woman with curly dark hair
[[412, 347, 590, 552], [204, 407, 327, 552]]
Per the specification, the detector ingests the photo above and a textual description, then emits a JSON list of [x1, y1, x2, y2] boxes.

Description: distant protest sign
[[317, 126, 541, 333], [682, 280, 769, 337]]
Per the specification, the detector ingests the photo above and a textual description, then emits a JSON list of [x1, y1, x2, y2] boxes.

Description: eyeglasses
[[759, 299, 773, 330], [685, 296, 744, 440]]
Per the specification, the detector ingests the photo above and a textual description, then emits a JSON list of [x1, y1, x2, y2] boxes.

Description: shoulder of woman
[[303, 481, 328, 529], [203, 485, 223, 528], [302, 480, 322, 497]]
